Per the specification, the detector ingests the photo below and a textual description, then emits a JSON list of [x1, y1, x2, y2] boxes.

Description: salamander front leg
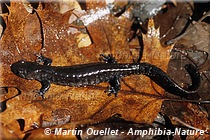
[[35, 54, 52, 66], [100, 54, 117, 64], [34, 80, 51, 99], [105, 76, 121, 97]]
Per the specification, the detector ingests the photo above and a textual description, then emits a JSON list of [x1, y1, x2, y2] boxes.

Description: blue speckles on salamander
[[11, 54, 200, 99]]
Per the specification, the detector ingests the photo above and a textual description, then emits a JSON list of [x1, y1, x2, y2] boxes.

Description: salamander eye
[[20, 60, 25, 64]]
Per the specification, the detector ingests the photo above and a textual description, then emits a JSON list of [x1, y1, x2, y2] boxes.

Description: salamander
[[11, 54, 200, 99]]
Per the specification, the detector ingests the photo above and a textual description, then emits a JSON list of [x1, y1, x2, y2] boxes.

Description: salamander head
[[11, 60, 38, 80]]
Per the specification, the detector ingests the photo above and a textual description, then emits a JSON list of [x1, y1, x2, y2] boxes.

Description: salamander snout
[[11, 60, 30, 79]]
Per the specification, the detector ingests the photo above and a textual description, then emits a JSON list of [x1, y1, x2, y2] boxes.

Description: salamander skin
[[11, 55, 200, 99]]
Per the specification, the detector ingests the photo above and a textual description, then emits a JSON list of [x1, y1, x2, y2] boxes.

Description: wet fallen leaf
[[172, 11, 210, 71], [154, 2, 194, 46], [161, 6, 210, 137]]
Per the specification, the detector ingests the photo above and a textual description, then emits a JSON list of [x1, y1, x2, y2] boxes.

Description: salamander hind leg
[[105, 76, 121, 97], [100, 54, 117, 63]]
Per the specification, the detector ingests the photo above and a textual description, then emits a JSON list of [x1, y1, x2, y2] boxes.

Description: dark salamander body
[[11, 55, 200, 99]]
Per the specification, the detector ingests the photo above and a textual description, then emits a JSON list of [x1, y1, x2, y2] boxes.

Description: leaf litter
[[0, 1, 210, 139]]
